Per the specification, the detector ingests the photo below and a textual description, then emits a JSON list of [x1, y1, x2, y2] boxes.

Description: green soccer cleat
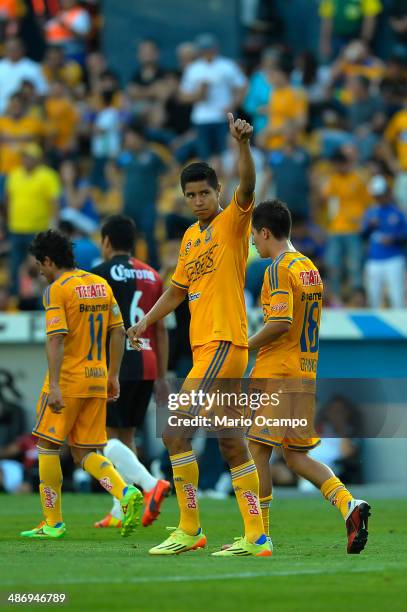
[[149, 527, 207, 555], [212, 535, 272, 557], [120, 485, 144, 537], [20, 521, 66, 539]]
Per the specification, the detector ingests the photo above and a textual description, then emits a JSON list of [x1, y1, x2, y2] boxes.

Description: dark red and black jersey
[[92, 256, 163, 381]]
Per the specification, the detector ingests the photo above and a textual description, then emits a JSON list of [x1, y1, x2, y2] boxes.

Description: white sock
[[104, 438, 157, 491], [110, 496, 122, 519]]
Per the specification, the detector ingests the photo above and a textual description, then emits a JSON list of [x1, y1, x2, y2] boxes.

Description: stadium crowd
[[0, 0, 406, 311]]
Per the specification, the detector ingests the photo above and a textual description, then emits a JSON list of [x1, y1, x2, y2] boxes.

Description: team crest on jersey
[[205, 227, 213, 243], [185, 240, 192, 254], [194, 238, 201, 248]]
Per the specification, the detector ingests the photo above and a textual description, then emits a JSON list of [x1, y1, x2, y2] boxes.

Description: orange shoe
[[94, 513, 122, 528], [142, 479, 171, 527]]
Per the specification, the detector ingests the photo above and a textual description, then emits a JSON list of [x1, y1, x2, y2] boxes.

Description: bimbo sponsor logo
[[43, 486, 57, 509], [47, 316, 61, 328], [270, 302, 287, 312], [183, 483, 197, 509], [99, 477, 113, 491], [242, 490, 260, 515], [75, 284, 107, 299]]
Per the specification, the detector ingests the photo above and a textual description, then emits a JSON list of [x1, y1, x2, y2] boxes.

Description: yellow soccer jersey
[[171, 191, 254, 348], [252, 251, 323, 380], [43, 269, 123, 398]]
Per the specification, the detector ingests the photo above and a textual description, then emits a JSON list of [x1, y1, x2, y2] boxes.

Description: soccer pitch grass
[[1, 494, 406, 611]]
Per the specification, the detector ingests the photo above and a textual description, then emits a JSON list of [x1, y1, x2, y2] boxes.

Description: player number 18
[[300, 300, 319, 353]]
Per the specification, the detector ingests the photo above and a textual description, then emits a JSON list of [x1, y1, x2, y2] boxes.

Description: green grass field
[[1, 493, 406, 611]]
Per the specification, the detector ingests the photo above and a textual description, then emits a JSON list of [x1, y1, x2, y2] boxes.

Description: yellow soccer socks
[[231, 460, 265, 543], [170, 451, 200, 536], [259, 494, 273, 537], [321, 476, 354, 519], [38, 447, 63, 527], [82, 452, 128, 500]]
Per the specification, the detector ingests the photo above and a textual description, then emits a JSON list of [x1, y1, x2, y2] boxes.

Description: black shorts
[[106, 380, 154, 429]]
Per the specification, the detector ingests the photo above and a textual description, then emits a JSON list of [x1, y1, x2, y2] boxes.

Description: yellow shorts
[[32, 391, 107, 448], [247, 390, 320, 451], [175, 341, 248, 418]]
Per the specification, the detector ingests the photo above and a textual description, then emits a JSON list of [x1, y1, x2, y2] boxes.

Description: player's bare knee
[[248, 439, 270, 463], [70, 446, 88, 466], [162, 429, 189, 456]]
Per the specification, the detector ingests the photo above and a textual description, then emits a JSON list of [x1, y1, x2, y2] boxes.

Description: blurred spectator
[[90, 89, 122, 189], [44, 0, 91, 65], [262, 122, 311, 217], [290, 214, 326, 269], [92, 160, 123, 217], [59, 219, 100, 271], [321, 149, 370, 298], [176, 41, 198, 71], [346, 75, 385, 131], [85, 50, 108, 94], [331, 40, 385, 86], [128, 39, 168, 117], [0, 0, 23, 44], [291, 51, 332, 128], [346, 74, 386, 161], [180, 32, 247, 161], [311, 394, 363, 484], [42, 45, 83, 88], [243, 47, 280, 135], [59, 158, 99, 230], [0, 37, 48, 113], [311, 108, 355, 159], [389, 0, 407, 58], [119, 124, 167, 269], [5, 144, 60, 305], [44, 80, 79, 159], [380, 55, 407, 112], [362, 175, 407, 308], [260, 61, 308, 152], [0, 92, 45, 183], [18, 254, 43, 310], [384, 101, 407, 212], [0, 387, 27, 493], [319, 0, 382, 61]]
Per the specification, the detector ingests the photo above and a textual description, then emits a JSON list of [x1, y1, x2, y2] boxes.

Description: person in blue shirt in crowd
[[118, 123, 166, 269], [243, 48, 279, 137], [59, 219, 101, 271], [362, 175, 407, 308]]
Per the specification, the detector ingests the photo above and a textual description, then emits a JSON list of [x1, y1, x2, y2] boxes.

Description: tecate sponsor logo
[[183, 483, 197, 509], [43, 486, 57, 509], [242, 490, 260, 515], [75, 284, 107, 299]]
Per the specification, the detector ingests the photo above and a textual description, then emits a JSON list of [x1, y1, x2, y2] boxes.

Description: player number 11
[[87, 313, 103, 361]]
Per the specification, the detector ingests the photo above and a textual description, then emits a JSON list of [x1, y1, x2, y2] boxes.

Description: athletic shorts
[[173, 340, 248, 421], [33, 391, 107, 448], [246, 387, 320, 451], [106, 380, 154, 428]]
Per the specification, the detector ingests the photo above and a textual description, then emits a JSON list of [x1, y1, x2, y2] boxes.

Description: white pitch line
[[0, 566, 389, 587]]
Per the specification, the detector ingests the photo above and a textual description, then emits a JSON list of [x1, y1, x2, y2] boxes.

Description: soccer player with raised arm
[[128, 114, 271, 557], [21, 230, 143, 539], [248, 200, 371, 554]]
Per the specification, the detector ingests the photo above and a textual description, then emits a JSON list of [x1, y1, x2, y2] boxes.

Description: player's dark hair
[[180, 162, 219, 193], [29, 230, 76, 268], [101, 215, 136, 253], [252, 199, 292, 239]]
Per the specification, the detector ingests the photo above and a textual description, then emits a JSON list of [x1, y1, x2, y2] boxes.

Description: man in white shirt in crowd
[[0, 38, 48, 114], [180, 33, 247, 162]]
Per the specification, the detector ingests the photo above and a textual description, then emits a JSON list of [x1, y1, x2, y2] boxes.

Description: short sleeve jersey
[[42, 269, 123, 398], [252, 251, 323, 381], [171, 191, 254, 348]]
